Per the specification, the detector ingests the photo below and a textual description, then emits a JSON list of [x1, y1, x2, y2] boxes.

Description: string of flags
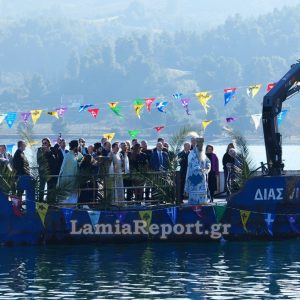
[[0, 81, 292, 136]]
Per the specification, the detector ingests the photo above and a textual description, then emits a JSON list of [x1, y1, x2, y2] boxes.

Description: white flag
[[251, 114, 262, 130]]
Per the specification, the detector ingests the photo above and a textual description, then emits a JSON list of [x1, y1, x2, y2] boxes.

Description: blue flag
[[224, 88, 236, 105], [79, 104, 94, 112], [62, 208, 74, 230], [156, 102, 168, 113], [5, 112, 17, 128], [277, 109, 288, 126]]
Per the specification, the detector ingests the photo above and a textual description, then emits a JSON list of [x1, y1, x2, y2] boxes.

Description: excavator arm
[[262, 61, 300, 176]]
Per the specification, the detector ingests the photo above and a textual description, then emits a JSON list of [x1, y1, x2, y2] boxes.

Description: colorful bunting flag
[[133, 99, 145, 119], [195, 92, 212, 114], [166, 207, 177, 225], [21, 112, 31, 125], [191, 205, 203, 218], [0, 113, 7, 125], [267, 83, 276, 91], [47, 111, 59, 119], [28, 140, 39, 147], [87, 108, 99, 119], [214, 205, 226, 223], [128, 130, 140, 139], [240, 210, 250, 232], [251, 114, 262, 130], [56, 107, 67, 117], [62, 208, 74, 230], [87, 210, 101, 230], [264, 213, 275, 235], [154, 126, 165, 133], [108, 102, 123, 118], [79, 104, 94, 112], [36, 202, 48, 227], [226, 117, 237, 123], [103, 133, 115, 142], [156, 102, 168, 113], [173, 92, 183, 100], [277, 109, 288, 126], [181, 98, 191, 115], [202, 120, 212, 130], [5, 112, 17, 128], [145, 98, 155, 112], [224, 88, 236, 105], [139, 210, 152, 233], [247, 84, 261, 98], [31, 110, 42, 125]]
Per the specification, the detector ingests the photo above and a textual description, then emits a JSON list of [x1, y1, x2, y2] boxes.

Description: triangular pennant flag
[[21, 112, 31, 125], [166, 207, 177, 225], [87, 210, 101, 230], [79, 104, 94, 112], [173, 92, 183, 100], [240, 210, 250, 232], [226, 117, 237, 123], [47, 111, 59, 119], [224, 88, 236, 105], [36, 202, 49, 227], [62, 207, 74, 230], [247, 84, 261, 98], [181, 98, 191, 115], [31, 110, 42, 125], [202, 120, 212, 130], [156, 102, 168, 113], [128, 130, 140, 139], [145, 97, 155, 112], [264, 213, 275, 235], [267, 83, 276, 91], [195, 92, 212, 114], [28, 140, 39, 147], [103, 133, 115, 142], [277, 109, 288, 126], [154, 126, 165, 133], [288, 215, 300, 234], [133, 100, 144, 119], [214, 205, 226, 223], [191, 205, 203, 218], [139, 210, 152, 232], [56, 107, 67, 117], [6, 144, 14, 154], [251, 114, 262, 130], [108, 102, 123, 118], [5, 112, 17, 128], [87, 108, 99, 119], [0, 113, 7, 125]]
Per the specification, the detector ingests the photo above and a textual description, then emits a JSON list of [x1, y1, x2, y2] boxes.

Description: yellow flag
[[139, 210, 152, 232], [31, 110, 43, 125], [240, 210, 251, 232], [202, 120, 212, 130], [48, 111, 59, 119], [108, 102, 119, 108], [247, 84, 261, 98], [134, 104, 144, 119], [103, 133, 115, 142], [195, 92, 212, 114], [36, 202, 48, 227]]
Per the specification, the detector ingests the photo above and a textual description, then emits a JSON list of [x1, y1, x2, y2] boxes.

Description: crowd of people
[[0, 136, 239, 205]]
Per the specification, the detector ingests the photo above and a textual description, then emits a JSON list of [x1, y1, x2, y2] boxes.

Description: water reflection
[[0, 240, 300, 299]]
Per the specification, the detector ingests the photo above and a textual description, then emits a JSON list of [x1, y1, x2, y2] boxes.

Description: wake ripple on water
[[0, 241, 300, 299]]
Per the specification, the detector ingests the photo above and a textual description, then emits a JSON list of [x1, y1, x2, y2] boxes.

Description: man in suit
[[150, 142, 169, 171], [79, 138, 88, 156], [53, 138, 69, 172], [178, 142, 191, 202], [12, 140, 30, 197]]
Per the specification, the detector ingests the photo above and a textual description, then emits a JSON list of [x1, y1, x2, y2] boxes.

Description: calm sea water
[[1, 240, 300, 299]]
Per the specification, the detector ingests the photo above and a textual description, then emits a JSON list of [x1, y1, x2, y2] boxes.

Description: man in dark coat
[[12, 140, 30, 197]]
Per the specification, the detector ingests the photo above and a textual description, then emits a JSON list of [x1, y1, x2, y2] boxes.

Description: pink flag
[[145, 98, 155, 112], [56, 107, 67, 117], [88, 108, 99, 119], [267, 83, 276, 91], [154, 126, 165, 133]]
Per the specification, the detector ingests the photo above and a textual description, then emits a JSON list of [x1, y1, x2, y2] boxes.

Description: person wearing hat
[[184, 137, 211, 204]]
